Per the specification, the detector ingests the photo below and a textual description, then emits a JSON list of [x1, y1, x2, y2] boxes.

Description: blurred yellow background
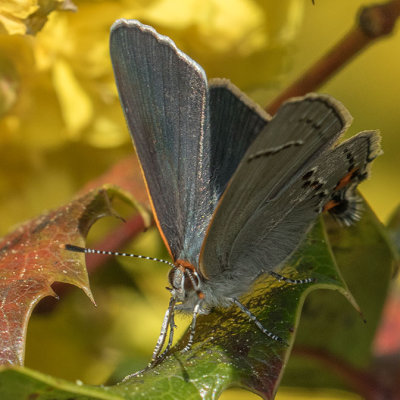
[[0, 0, 398, 237], [0, 0, 399, 399]]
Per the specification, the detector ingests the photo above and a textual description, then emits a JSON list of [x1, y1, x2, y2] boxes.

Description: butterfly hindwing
[[229, 130, 380, 284], [200, 95, 356, 284], [322, 130, 382, 225], [209, 79, 270, 196]]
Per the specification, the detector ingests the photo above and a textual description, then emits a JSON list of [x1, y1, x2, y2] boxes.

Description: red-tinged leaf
[[374, 293, 400, 356], [0, 186, 138, 367], [0, 219, 357, 399], [373, 204, 400, 356]]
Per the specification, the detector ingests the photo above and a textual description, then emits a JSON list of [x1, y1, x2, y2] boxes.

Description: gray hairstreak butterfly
[[72, 19, 382, 365]]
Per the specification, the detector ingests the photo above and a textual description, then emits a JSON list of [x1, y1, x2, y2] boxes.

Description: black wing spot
[[318, 191, 328, 199], [312, 122, 322, 129], [358, 172, 368, 181], [330, 198, 349, 215], [302, 170, 314, 180]]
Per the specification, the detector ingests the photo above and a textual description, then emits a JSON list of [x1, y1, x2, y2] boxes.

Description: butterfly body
[[168, 260, 244, 313]]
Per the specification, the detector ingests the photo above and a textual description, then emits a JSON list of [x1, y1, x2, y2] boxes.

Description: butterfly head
[[168, 260, 205, 304]]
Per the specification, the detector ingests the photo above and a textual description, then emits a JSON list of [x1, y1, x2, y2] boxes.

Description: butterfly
[[108, 19, 381, 363]]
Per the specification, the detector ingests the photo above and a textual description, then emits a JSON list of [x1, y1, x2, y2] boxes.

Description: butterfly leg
[[182, 300, 203, 352], [231, 298, 288, 345], [269, 271, 314, 285], [150, 297, 176, 365], [159, 305, 177, 360]]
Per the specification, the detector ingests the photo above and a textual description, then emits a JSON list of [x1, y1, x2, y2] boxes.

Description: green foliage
[[0, 198, 396, 399]]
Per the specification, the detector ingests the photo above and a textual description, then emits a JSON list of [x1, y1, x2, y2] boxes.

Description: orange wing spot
[[175, 259, 196, 271], [323, 200, 340, 212], [335, 168, 358, 191], [197, 291, 205, 300]]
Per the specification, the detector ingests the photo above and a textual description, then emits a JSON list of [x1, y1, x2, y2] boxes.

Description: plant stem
[[266, 0, 400, 114]]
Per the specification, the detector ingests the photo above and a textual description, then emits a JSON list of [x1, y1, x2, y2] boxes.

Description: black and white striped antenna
[[64, 244, 175, 268]]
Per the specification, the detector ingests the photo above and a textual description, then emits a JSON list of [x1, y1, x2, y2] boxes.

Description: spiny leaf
[[1, 216, 355, 399], [282, 199, 396, 392], [114, 218, 357, 399], [0, 186, 143, 367], [0, 366, 120, 400], [1, 200, 394, 399]]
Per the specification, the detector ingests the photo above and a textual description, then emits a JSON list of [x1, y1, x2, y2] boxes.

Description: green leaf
[[1, 204, 385, 399], [111, 218, 356, 399], [0, 366, 120, 400], [282, 199, 396, 391], [2, 217, 351, 399]]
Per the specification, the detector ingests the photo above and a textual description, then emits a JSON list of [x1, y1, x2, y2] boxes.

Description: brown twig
[[266, 0, 400, 114]]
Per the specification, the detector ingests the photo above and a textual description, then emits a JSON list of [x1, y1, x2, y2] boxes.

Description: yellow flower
[[0, 0, 304, 150], [0, 0, 76, 35]]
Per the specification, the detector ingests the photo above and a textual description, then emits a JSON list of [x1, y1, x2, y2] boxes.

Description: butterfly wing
[[110, 20, 269, 266], [200, 94, 380, 294], [322, 131, 382, 226], [209, 79, 270, 197], [110, 20, 211, 264]]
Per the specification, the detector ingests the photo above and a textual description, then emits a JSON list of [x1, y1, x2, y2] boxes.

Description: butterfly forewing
[[110, 20, 270, 267], [110, 20, 214, 265]]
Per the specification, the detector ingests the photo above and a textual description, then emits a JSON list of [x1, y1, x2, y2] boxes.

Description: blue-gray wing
[[209, 79, 270, 198], [200, 94, 381, 294], [110, 19, 211, 265], [110, 20, 269, 266]]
